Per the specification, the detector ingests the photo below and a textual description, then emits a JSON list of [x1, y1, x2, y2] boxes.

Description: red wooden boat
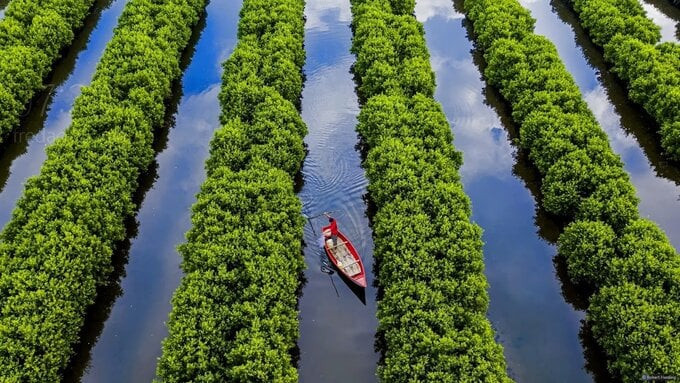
[[322, 223, 367, 288]]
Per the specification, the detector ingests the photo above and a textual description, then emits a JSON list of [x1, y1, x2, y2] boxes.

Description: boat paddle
[[304, 211, 341, 297]]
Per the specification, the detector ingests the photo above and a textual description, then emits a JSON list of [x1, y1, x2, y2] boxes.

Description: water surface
[[0, 0, 126, 226], [520, 0, 680, 252], [0, 0, 8, 19], [640, 0, 680, 41], [75, 0, 241, 381], [639, 0, 680, 42], [416, 0, 593, 381], [297, 0, 379, 381]]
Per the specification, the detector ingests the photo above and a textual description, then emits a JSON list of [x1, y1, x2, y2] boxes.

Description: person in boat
[[323, 215, 339, 247]]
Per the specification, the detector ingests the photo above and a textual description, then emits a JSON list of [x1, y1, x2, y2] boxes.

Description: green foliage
[[155, 0, 307, 381], [157, 166, 304, 383], [463, 0, 680, 379], [589, 284, 680, 381], [0, 0, 97, 144], [559, 220, 617, 287], [351, 0, 512, 381], [572, 0, 660, 45], [541, 148, 625, 217], [611, 219, 680, 291], [575, 177, 639, 231], [0, 0, 207, 380], [570, 0, 680, 160], [463, 0, 534, 51], [350, 3, 435, 100]]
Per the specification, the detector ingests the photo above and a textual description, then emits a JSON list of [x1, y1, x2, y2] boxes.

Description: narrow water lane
[[297, 0, 379, 381], [641, 0, 680, 40], [0, 0, 127, 226], [0, 0, 8, 19], [519, 0, 680, 252], [416, 1, 593, 381], [0, 0, 9, 18], [75, 0, 241, 381], [639, 0, 680, 41]]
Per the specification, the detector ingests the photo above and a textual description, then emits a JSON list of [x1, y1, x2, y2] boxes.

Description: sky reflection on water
[[297, 1, 379, 382], [76, 0, 241, 381], [416, 1, 594, 381]]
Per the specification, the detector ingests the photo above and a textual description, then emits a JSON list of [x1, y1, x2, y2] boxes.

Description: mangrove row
[[155, 0, 307, 381], [0, 0, 207, 379], [350, 0, 513, 381], [463, 0, 680, 380]]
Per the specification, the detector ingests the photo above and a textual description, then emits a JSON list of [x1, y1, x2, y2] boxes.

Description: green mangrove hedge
[[463, 0, 680, 380], [350, 0, 512, 381], [155, 0, 307, 381], [0, 0, 98, 143], [0, 0, 206, 379], [568, 0, 680, 160]]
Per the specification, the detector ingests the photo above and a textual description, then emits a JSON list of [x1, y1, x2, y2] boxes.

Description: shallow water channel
[[0, 0, 127, 226], [0, 0, 8, 19], [416, 0, 595, 381], [640, 0, 680, 41], [70, 0, 241, 381], [296, 0, 380, 382], [521, 0, 680, 251]]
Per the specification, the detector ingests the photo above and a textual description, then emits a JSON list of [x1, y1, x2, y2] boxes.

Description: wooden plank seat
[[327, 240, 361, 276], [339, 260, 361, 276], [327, 240, 346, 250]]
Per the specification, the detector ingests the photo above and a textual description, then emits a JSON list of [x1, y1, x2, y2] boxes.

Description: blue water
[[0, 0, 126, 226], [639, 0, 680, 42], [415, 1, 593, 381], [523, 0, 680, 252], [76, 0, 241, 381], [296, 0, 379, 381], [0, 0, 8, 19]]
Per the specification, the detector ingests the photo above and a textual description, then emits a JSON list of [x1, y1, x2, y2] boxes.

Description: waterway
[[0, 0, 8, 18], [296, 0, 380, 381], [416, 0, 595, 381], [520, 0, 680, 250], [0, 0, 126, 226], [71, 0, 241, 381], [640, 0, 680, 41], [642, 0, 680, 41]]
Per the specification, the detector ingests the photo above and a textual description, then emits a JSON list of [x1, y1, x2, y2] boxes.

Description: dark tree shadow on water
[[453, 1, 617, 381], [0, 0, 114, 193], [61, 7, 209, 381]]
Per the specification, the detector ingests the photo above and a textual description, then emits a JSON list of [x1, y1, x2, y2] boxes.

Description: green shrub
[[463, 0, 680, 379], [589, 284, 680, 381], [351, 0, 512, 381], [559, 220, 617, 286], [155, 1, 307, 381], [0, 0, 207, 379]]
